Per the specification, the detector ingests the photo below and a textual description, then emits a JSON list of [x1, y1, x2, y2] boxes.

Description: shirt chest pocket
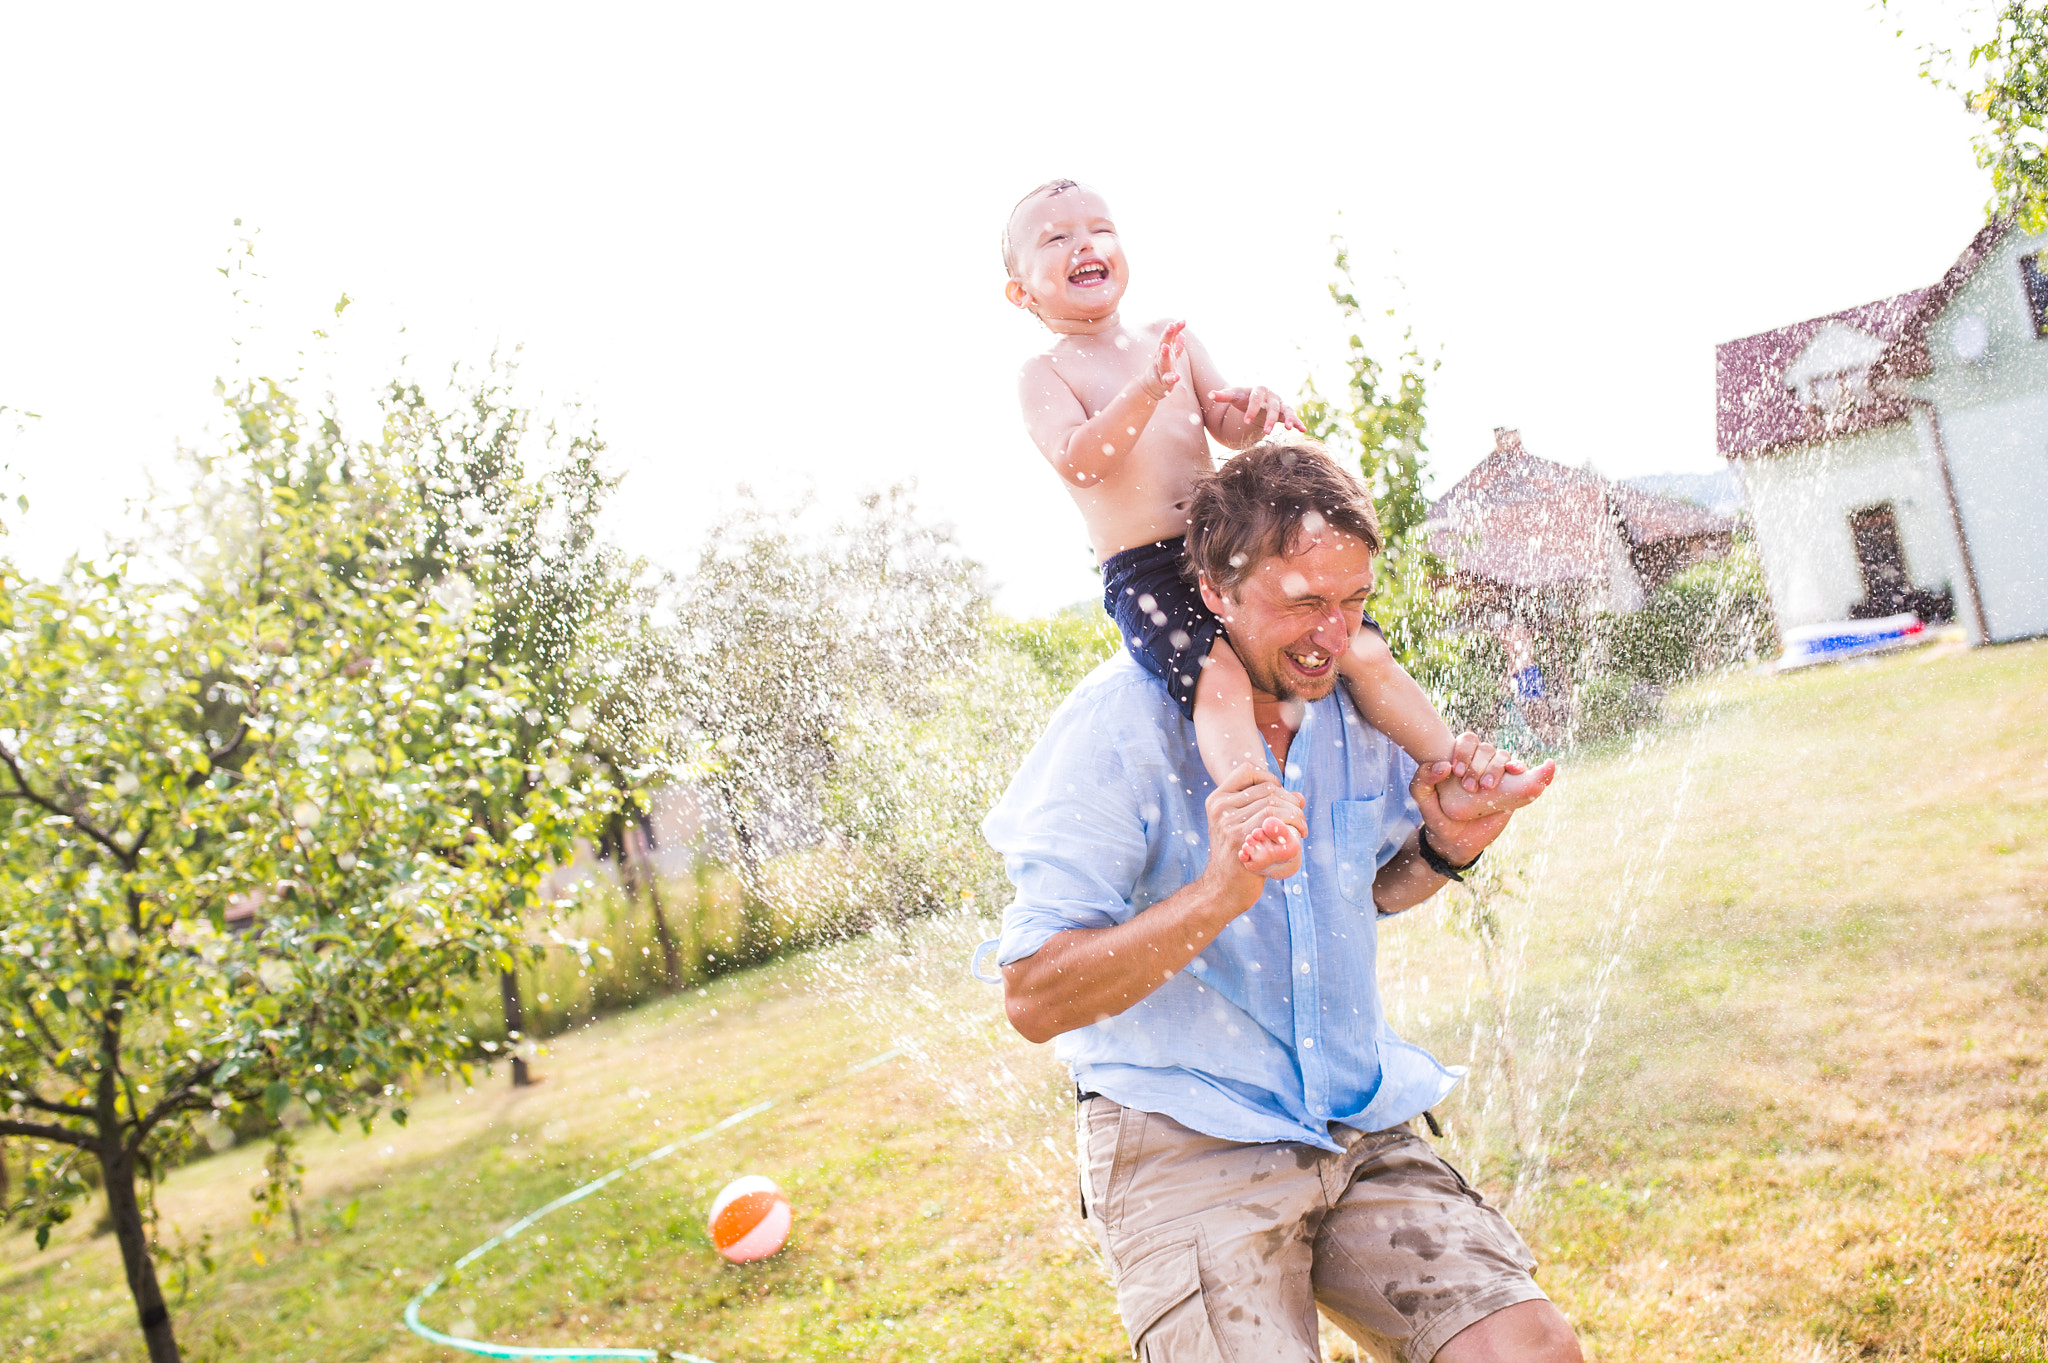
[[1330, 795, 1386, 907]]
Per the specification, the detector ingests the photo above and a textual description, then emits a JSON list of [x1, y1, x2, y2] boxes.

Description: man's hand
[[1206, 762, 1306, 900], [1434, 731, 1557, 821], [1373, 746, 1523, 916], [1207, 385, 1307, 438], [1141, 321, 1187, 401], [1410, 737, 1516, 870]]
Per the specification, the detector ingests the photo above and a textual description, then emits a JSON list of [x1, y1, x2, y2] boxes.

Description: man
[[985, 440, 1581, 1362]]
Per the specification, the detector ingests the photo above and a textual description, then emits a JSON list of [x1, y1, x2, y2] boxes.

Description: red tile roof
[[1871, 219, 2011, 386], [1714, 291, 1928, 459], [1715, 221, 2011, 460], [1427, 433, 1732, 590]]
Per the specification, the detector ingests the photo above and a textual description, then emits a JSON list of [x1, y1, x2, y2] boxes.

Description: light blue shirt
[[984, 652, 1461, 1152]]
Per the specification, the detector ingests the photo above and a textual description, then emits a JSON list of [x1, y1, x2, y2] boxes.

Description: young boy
[[1003, 179, 1553, 875]]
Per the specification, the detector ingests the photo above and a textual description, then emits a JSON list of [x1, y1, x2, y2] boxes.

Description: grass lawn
[[1, 636, 2044, 1362]]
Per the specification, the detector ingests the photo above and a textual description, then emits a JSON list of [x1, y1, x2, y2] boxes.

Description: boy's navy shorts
[[1102, 536, 1220, 720], [1101, 535, 1383, 722]]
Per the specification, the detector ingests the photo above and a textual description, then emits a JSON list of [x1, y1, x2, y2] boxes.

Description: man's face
[[1199, 531, 1376, 703], [1004, 186, 1128, 322]]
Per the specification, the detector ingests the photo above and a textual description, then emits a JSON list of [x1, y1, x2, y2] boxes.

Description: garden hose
[[403, 1046, 909, 1361]]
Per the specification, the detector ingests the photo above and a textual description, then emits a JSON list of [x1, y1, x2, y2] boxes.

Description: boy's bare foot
[[1433, 734, 1557, 821], [1239, 814, 1303, 879], [1435, 759, 1555, 819]]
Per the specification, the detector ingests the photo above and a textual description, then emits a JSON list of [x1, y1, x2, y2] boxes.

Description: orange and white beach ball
[[708, 1175, 792, 1263]]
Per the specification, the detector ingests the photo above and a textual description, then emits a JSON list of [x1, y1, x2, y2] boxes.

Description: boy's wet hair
[[1001, 178, 1081, 277], [1184, 440, 1383, 596]]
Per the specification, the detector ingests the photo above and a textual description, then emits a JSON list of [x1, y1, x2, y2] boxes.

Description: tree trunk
[[500, 968, 534, 1087], [102, 1147, 180, 1363], [628, 819, 683, 991]]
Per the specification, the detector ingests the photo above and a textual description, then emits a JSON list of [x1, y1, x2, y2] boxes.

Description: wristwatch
[[1417, 826, 1481, 883]]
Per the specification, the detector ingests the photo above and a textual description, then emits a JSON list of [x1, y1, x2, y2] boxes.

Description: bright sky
[[0, 0, 1992, 616]]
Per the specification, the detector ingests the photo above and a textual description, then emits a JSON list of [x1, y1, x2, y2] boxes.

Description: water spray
[[401, 1046, 908, 1362]]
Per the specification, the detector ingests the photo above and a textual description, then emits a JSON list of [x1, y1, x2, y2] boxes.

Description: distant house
[[1427, 429, 1736, 623], [1717, 220, 2048, 644]]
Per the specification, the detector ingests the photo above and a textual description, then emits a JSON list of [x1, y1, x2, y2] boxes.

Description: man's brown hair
[[1001, 178, 1080, 277], [1184, 440, 1382, 595]]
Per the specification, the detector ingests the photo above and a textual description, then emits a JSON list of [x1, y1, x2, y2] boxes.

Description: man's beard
[[1238, 641, 1341, 705]]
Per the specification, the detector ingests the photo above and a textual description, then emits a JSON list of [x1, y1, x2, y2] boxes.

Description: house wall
[[1908, 227, 2048, 642], [1736, 420, 1967, 631]]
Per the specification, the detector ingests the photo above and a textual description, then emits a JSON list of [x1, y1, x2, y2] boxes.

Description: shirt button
[[1302, 1037, 1315, 1049], [1298, 962, 1310, 974]]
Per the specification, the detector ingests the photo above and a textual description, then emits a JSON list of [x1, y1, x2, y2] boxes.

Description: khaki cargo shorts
[[1078, 1097, 1545, 1363]]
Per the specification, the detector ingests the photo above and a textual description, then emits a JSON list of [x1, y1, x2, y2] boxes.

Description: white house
[[1717, 221, 2048, 644]]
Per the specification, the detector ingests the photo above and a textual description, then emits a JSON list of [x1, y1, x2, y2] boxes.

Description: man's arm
[[1372, 753, 1516, 916], [1002, 764, 1305, 1044]]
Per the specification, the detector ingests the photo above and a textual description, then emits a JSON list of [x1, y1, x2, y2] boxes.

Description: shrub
[[1570, 672, 1660, 747], [1431, 629, 1512, 736], [1597, 543, 1774, 688]]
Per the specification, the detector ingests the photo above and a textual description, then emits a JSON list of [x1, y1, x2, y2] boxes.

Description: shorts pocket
[[1116, 1231, 1227, 1362]]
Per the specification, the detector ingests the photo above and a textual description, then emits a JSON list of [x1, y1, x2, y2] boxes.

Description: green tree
[[1963, 2, 2048, 232], [1298, 246, 1501, 727], [380, 366, 685, 1079], [1299, 244, 1444, 658], [0, 404, 33, 537], [1901, 0, 2048, 231], [677, 486, 985, 941], [0, 386, 573, 1361]]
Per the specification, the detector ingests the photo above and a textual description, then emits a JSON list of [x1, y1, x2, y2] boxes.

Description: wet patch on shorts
[[1390, 1221, 1446, 1261]]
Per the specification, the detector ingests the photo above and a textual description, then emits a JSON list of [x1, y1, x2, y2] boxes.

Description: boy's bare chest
[[1049, 342, 1206, 454]]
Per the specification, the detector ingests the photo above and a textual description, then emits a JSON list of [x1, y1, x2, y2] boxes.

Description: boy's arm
[[1340, 631, 1455, 766], [1183, 329, 1305, 451], [1018, 323, 1186, 488]]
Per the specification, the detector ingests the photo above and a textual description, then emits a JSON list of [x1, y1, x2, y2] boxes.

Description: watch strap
[[1418, 826, 1481, 882]]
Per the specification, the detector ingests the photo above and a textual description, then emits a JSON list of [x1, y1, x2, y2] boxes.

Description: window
[[2021, 251, 2048, 338]]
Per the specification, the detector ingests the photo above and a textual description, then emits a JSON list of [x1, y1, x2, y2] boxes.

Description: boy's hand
[[1141, 321, 1187, 401], [1207, 385, 1307, 438]]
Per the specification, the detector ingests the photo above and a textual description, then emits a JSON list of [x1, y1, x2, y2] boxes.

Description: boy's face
[[1004, 186, 1127, 323]]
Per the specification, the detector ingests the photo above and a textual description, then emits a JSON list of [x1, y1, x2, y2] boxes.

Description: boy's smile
[[1004, 184, 1128, 330], [1068, 258, 1110, 288]]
